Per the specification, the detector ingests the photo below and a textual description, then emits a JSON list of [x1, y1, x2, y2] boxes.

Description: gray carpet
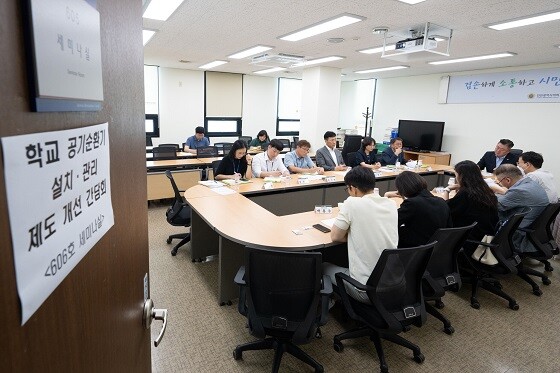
[[148, 203, 560, 372]]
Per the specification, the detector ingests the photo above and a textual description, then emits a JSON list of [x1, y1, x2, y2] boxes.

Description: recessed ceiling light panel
[[254, 67, 286, 74], [198, 60, 228, 69], [358, 44, 396, 54], [279, 13, 365, 42], [429, 52, 516, 65], [487, 10, 560, 30], [292, 56, 344, 67], [228, 45, 274, 59], [355, 65, 409, 74], [143, 0, 185, 21]]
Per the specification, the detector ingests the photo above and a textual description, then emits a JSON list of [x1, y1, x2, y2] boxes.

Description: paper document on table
[[263, 177, 283, 183], [320, 218, 336, 228], [221, 179, 252, 185], [212, 187, 237, 195], [199, 180, 224, 188], [299, 174, 324, 181]]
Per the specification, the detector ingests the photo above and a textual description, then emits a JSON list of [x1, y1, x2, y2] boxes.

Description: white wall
[[241, 75, 278, 141], [157, 68, 204, 146], [372, 63, 560, 190]]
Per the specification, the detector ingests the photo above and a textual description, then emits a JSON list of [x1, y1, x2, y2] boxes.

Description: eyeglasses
[[496, 177, 508, 186], [299, 147, 310, 152], [344, 185, 352, 192]]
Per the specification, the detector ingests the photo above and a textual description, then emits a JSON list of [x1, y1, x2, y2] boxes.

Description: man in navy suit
[[477, 139, 517, 173]]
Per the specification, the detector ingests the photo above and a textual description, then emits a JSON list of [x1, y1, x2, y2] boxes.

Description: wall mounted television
[[397, 119, 445, 152]]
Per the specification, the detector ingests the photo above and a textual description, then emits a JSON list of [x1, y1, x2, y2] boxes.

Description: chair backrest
[[239, 136, 252, 145], [426, 223, 477, 285], [526, 202, 560, 252], [159, 143, 180, 151], [164, 170, 191, 226], [365, 243, 434, 331], [292, 136, 299, 144], [341, 135, 363, 164], [277, 139, 291, 151], [510, 148, 523, 157], [152, 146, 178, 160], [214, 142, 233, 154], [211, 160, 221, 178], [146, 136, 153, 146], [491, 211, 528, 264], [196, 146, 218, 158], [243, 247, 323, 344], [347, 152, 357, 168]]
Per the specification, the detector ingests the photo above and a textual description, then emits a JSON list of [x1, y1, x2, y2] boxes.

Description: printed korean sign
[[1, 122, 114, 324]]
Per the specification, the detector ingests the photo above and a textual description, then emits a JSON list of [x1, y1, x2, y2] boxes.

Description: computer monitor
[[397, 120, 445, 152]]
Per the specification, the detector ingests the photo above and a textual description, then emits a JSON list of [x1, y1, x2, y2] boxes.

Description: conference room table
[[183, 165, 453, 305]]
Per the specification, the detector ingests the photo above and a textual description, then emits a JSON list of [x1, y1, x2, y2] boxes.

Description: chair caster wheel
[[444, 326, 455, 335], [171, 249, 178, 256], [542, 277, 551, 285], [494, 282, 503, 290], [333, 341, 344, 353], [227, 300, 233, 306], [166, 238, 172, 244], [315, 328, 322, 339], [315, 365, 324, 373], [191, 259, 196, 262], [509, 302, 519, 310], [380, 365, 389, 373], [435, 300, 445, 309], [413, 352, 425, 364], [233, 348, 242, 360], [470, 298, 480, 309], [532, 288, 543, 296], [220, 302, 226, 306]]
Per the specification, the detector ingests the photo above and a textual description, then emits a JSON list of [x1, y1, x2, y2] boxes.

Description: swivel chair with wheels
[[341, 135, 362, 165], [462, 212, 527, 310], [346, 152, 357, 168], [233, 247, 332, 373], [333, 243, 435, 373], [423, 223, 476, 334], [211, 160, 221, 179], [152, 146, 178, 160], [164, 170, 191, 256]]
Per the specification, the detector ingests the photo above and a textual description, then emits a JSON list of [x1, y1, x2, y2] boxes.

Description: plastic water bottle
[[395, 161, 401, 169]]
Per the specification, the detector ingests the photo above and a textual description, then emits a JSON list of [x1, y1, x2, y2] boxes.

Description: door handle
[[143, 299, 168, 347]]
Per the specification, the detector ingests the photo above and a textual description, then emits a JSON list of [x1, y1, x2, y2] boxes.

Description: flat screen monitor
[[397, 120, 445, 152]]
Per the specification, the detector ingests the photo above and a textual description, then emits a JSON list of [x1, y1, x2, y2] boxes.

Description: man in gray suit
[[494, 164, 549, 253], [315, 131, 347, 171]]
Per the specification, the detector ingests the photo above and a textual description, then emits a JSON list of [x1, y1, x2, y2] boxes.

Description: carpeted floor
[[148, 202, 560, 372]]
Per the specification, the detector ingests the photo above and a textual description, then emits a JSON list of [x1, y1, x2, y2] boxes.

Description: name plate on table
[[323, 176, 336, 183], [374, 172, 383, 177], [315, 205, 333, 214], [262, 182, 274, 190], [297, 178, 310, 184]]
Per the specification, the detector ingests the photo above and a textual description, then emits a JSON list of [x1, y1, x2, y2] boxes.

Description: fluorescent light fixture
[[143, 30, 156, 46], [429, 52, 516, 65], [487, 10, 560, 30], [228, 45, 273, 59], [292, 56, 344, 67], [279, 13, 365, 42], [198, 60, 228, 69], [358, 44, 396, 54], [396, 0, 427, 4], [143, 0, 185, 21], [355, 65, 409, 74], [254, 67, 286, 74]]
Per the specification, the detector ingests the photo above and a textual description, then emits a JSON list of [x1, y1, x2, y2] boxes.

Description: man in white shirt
[[323, 167, 399, 303], [517, 151, 558, 203], [251, 139, 289, 178], [315, 131, 347, 171]]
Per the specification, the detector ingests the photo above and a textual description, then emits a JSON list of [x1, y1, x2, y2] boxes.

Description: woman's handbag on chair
[[471, 235, 498, 265]]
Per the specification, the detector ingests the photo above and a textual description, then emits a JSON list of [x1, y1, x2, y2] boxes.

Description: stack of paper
[[221, 179, 252, 185], [263, 177, 283, 183], [198, 180, 224, 188], [320, 218, 336, 228]]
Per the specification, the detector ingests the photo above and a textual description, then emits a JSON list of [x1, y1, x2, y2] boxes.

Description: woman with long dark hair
[[214, 140, 253, 180], [443, 160, 498, 242]]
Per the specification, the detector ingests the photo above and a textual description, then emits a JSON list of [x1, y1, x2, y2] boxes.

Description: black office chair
[[514, 203, 560, 294], [292, 136, 299, 145], [146, 136, 153, 146], [277, 139, 291, 151], [510, 148, 523, 157], [211, 160, 221, 179], [213, 142, 232, 154], [333, 243, 435, 373], [196, 146, 218, 158], [462, 212, 527, 310], [238, 136, 251, 145], [423, 223, 476, 334], [341, 135, 362, 165], [164, 170, 191, 256], [347, 152, 357, 168], [233, 247, 332, 373], [159, 143, 180, 151], [152, 146, 178, 160]]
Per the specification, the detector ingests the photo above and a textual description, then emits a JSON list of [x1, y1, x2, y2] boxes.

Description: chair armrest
[[422, 271, 442, 295], [321, 275, 333, 296], [335, 272, 373, 292], [517, 227, 534, 234], [466, 239, 498, 249], [234, 266, 246, 285], [335, 272, 374, 321], [319, 276, 333, 326]]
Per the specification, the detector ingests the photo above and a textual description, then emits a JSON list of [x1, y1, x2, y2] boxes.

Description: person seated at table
[[440, 160, 499, 249], [492, 164, 548, 253], [517, 151, 558, 203], [380, 137, 405, 166], [477, 139, 517, 173], [284, 139, 324, 174], [251, 139, 289, 178], [315, 131, 347, 171], [248, 130, 270, 150], [184, 126, 210, 154], [385, 171, 451, 248], [214, 140, 253, 181], [322, 167, 398, 304], [354, 136, 381, 170]]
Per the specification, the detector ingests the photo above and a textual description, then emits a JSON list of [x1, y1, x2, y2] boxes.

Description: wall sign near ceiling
[[26, 0, 103, 112]]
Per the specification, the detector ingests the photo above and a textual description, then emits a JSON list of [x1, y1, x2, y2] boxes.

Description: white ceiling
[[142, 0, 560, 80]]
